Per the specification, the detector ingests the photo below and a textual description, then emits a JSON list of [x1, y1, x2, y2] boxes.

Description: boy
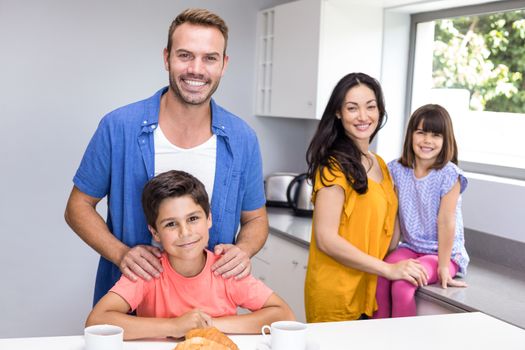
[[86, 170, 294, 340]]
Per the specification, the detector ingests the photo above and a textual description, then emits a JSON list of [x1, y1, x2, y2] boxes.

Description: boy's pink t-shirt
[[110, 249, 273, 318]]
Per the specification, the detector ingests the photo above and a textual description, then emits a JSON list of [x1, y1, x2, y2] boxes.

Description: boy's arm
[[211, 293, 295, 334], [86, 292, 212, 340]]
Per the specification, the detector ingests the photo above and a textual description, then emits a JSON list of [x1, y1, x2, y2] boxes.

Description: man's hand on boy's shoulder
[[119, 244, 163, 282], [212, 244, 251, 280]]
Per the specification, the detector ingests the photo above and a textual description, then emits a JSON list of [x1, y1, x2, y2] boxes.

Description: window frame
[[405, 0, 525, 181]]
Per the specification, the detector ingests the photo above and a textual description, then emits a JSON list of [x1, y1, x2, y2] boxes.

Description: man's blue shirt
[[73, 87, 266, 304]]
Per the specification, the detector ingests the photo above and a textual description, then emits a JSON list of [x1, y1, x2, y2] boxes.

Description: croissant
[[174, 336, 230, 350], [174, 327, 239, 350]]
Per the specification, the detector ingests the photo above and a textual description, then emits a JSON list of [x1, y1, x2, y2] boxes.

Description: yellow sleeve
[[313, 162, 359, 218], [312, 163, 350, 203]]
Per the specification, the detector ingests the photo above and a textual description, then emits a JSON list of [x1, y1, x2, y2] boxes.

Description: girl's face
[[338, 85, 379, 146], [412, 120, 444, 164]]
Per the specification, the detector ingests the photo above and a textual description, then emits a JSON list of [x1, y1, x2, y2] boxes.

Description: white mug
[[261, 320, 307, 350], [84, 324, 124, 350]]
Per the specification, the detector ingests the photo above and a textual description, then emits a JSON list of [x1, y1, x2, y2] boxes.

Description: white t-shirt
[[154, 126, 217, 201]]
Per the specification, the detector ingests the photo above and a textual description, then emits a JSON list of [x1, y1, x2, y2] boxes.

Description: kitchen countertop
[[266, 207, 313, 247], [266, 207, 525, 329], [2, 312, 524, 349]]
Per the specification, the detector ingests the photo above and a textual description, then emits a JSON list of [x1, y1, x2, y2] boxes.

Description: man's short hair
[[142, 170, 210, 229], [167, 8, 229, 56]]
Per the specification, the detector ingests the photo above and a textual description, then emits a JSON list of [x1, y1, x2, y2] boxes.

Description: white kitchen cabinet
[[255, 0, 384, 119], [252, 232, 308, 322]]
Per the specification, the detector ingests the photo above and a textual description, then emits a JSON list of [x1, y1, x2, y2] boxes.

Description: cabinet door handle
[[292, 260, 299, 266]]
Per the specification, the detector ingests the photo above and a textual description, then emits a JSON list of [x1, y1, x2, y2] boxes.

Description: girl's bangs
[[419, 113, 446, 135]]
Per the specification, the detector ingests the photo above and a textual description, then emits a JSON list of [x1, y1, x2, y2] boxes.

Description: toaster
[[264, 172, 299, 207]]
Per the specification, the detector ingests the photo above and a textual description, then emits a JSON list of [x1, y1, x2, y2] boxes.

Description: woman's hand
[[386, 259, 429, 286], [437, 266, 468, 289]]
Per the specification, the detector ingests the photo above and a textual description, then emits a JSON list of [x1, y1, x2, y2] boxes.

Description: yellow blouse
[[304, 155, 398, 322]]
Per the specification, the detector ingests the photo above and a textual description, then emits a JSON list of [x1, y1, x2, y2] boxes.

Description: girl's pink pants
[[373, 247, 459, 318]]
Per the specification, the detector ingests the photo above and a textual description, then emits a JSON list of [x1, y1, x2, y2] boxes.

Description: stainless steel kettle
[[286, 173, 314, 217]]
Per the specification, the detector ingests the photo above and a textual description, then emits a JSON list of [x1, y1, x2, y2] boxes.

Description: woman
[[304, 73, 428, 322]]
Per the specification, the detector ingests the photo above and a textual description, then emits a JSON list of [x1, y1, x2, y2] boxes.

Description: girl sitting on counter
[[304, 72, 428, 322], [374, 104, 469, 318]]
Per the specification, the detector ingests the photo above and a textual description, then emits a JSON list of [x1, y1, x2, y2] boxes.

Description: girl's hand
[[437, 266, 468, 289], [386, 259, 429, 286]]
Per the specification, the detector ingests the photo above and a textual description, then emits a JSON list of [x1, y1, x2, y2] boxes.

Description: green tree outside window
[[433, 9, 525, 113]]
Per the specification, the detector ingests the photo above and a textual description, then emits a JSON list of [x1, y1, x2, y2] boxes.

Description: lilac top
[[388, 160, 469, 275]]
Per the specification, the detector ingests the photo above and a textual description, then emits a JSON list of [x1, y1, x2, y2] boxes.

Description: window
[[409, 2, 525, 179]]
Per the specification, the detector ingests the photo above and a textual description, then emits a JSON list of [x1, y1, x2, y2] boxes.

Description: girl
[[374, 104, 469, 318], [304, 73, 428, 322]]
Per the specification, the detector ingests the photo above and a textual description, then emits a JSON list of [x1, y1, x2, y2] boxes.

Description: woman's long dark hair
[[306, 72, 387, 194]]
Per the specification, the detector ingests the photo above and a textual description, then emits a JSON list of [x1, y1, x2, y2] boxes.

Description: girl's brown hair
[[399, 104, 458, 169]]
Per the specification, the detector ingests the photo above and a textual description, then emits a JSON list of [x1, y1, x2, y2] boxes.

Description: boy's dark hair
[[167, 8, 229, 57], [399, 103, 458, 169], [142, 170, 210, 230]]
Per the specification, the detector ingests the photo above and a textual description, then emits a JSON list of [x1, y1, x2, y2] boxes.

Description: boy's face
[[149, 195, 211, 260]]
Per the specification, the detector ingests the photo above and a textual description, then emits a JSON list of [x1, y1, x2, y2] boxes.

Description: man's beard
[[168, 72, 220, 106]]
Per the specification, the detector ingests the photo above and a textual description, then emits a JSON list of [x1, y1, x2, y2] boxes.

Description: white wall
[[0, 0, 303, 338], [462, 175, 525, 242], [376, 9, 411, 162]]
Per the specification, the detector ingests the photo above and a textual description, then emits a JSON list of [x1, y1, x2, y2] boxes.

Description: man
[[65, 8, 268, 304]]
